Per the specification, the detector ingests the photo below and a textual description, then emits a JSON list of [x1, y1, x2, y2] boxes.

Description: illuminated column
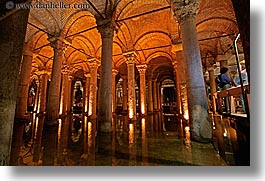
[[60, 65, 70, 116], [15, 44, 33, 119], [67, 75, 73, 114], [97, 18, 114, 133], [136, 64, 147, 116], [43, 34, 67, 165], [10, 44, 33, 165], [152, 80, 158, 111], [173, 62, 182, 115], [208, 67, 217, 114], [122, 76, 128, 113], [124, 51, 137, 120], [84, 73, 91, 114], [88, 59, 99, 119], [112, 69, 119, 113], [173, 0, 212, 142], [0, 9, 29, 165], [33, 70, 49, 163], [46, 34, 66, 126], [147, 78, 153, 113]]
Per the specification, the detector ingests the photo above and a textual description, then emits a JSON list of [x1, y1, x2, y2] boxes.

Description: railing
[[214, 84, 250, 118]]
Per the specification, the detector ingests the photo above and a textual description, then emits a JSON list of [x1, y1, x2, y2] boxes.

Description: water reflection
[[17, 112, 247, 166]]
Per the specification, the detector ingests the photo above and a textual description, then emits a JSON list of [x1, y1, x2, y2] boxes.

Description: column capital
[[123, 51, 137, 64], [88, 58, 100, 69], [172, 0, 199, 24], [85, 73, 91, 78], [47, 34, 70, 51], [112, 69, 119, 75], [171, 43, 183, 54], [35, 67, 50, 76], [136, 64, 148, 74], [96, 18, 115, 38], [172, 62, 178, 70], [62, 65, 70, 75]]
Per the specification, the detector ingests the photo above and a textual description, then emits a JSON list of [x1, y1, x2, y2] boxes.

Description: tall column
[[147, 78, 153, 113], [208, 67, 217, 114], [33, 71, 49, 163], [97, 18, 114, 133], [152, 80, 158, 111], [10, 44, 33, 165], [15, 44, 33, 119], [84, 73, 91, 115], [88, 59, 99, 119], [43, 34, 66, 165], [122, 76, 128, 113], [112, 69, 119, 113], [173, 62, 182, 115], [60, 65, 70, 116], [67, 76, 73, 114], [124, 51, 137, 120], [136, 64, 147, 116], [173, 0, 212, 142], [46, 34, 66, 126]]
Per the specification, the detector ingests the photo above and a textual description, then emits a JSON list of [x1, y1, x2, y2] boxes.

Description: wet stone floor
[[18, 115, 227, 166]]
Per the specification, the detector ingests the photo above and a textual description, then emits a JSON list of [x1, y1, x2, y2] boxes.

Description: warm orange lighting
[[128, 103, 134, 119], [129, 123, 134, 144], [141, 102, 145, 115], [184, 109, 189, 120], [57, 119, 62, 144]]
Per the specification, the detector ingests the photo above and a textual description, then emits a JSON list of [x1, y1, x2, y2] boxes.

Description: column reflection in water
[[112, 117, 117, 165], [42, 122, 58, 166], [89, 121, 96, 164], [213, 115, 226, 161], [81, 116, 88, 161], [32, 115, 45, 164], [56, 119, 62, 164], [129, 123, 136, 166], [149, 114, 154, 137], [182, 124, 192, 164], [141, 118, 148, 165]]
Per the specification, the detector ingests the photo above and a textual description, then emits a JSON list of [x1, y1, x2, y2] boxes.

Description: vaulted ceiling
[[24, 0, 242, 82]]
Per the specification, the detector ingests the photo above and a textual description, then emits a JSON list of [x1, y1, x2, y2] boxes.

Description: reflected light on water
[[129, 123, 134, 144], [88, 122, 92, 148], [58, 119, 62, 142]]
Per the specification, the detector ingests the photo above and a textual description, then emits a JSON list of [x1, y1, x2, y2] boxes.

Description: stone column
[[88, 59, 99, 119], [173, 0, 212, 142], [136, 64, 147, 116], [60, 65, 70, 116], [43, 34, 66, 165], [122, 76, 129, 132], [208, 67, 217, 114], [46, 34, 65, 126], [84, 73, 91, 115], [15, 45, 33, 119], [33, 70, 49, 163], [147, 78, 153, 113], [0, 9, 30, 166], [112, 69, 119, 113], [173, 62, 182, 115], [152, 80, 158, 111], [97, 18, 114, 133], [10, 44, 33, 165], [124, 51, 137, 120], [67, 76, 73, 114], [122, 76, 128, 113]]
